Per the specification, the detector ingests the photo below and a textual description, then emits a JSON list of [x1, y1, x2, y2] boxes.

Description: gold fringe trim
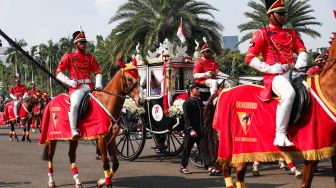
[[220, 144, 335, 164]]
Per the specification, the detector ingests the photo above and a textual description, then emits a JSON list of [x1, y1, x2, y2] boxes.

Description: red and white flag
[[176, 18, 186, 43]]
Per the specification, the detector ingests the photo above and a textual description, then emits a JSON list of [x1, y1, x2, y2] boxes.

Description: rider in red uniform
[[27, 82, 40, 96], [245, 0, 308, 147], [56, 30, 102, 139], [193, 44, 229, 94], [9, 76, 28, 121]]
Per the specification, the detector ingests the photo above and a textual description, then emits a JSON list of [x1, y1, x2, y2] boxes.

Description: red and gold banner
[[213, 75, 336, 164], [39, 93, 111, 144]]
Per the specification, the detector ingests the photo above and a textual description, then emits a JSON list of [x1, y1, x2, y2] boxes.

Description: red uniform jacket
[[193, 57, 219, 85], [56, 50, 101, 94], [9, 84, 27, 99], [245, 25, 306, 100], [28, 89, 39, 96]]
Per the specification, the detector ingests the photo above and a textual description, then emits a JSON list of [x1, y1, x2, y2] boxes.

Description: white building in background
[[223, 35, 239, 51]]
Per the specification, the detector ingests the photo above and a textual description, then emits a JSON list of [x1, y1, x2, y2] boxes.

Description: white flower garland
[[123, 98, 145, 116], [168, 99, 185, 118]]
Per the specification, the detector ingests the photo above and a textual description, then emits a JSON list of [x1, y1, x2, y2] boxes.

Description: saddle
[[78, 92, 91, 120], [288, 73, 311, 125]]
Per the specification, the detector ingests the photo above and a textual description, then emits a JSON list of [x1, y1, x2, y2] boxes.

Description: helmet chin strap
[[272, 13, 284, 28]]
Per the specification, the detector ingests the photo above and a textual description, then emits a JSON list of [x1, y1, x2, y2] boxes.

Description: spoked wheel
[[116, 109, 146, 161], [189, 146, 206, 168], [153, 130, 184, 156]]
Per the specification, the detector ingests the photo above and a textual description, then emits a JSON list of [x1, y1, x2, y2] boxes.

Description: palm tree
[[38, 40, 60, 96], [108, 0, 223, 60], [5, 39, 27, 79], [238, 0, 321, 44]]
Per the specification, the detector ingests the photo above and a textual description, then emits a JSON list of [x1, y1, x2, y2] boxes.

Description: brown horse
[[40, 59, 140, 188], [3, 94, 41, 142], [205, 33, 336, 188]]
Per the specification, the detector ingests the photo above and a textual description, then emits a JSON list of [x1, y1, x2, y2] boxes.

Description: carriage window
[[138, 68, 147, 97], [143, 67, 163, 96], [173, 67, 194, 91]]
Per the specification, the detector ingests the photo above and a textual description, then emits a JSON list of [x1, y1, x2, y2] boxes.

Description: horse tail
[[42, 143, 49, 161], [203, 93, 219, 164]]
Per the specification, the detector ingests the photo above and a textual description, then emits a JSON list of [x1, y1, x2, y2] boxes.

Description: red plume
[[117, 59, 126, 68], [132, 57, 137, 66]]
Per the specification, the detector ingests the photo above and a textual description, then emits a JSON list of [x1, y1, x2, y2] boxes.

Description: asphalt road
[[0, 127, 334, 188]]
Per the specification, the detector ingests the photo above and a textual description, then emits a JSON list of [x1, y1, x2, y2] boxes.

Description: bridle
[[94, 68, 139, 99]]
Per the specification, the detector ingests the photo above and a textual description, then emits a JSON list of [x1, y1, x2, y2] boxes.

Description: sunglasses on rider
[[275, 11, 286, 16]]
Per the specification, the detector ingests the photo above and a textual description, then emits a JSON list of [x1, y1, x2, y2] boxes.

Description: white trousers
[[205, 79, 232, 95], [272, 72, 295, 134], [69, 84, 91, 130], [205, 79, 218, 95], [14, 100, 21, 117]]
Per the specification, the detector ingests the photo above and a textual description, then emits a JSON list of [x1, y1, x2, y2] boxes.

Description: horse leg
[[252, 161, 261, 176], [332, 154, 336, 184], [25, 118, 32, 142], [97, 137, 112, 188], [282, 153, 302, 179], [221, 160, 233, 188], [107, 140, 119, 178], [235, 162, 248, 188], [301, 160, 318, 188], [22, 121, 26, 141], [9, 122, 14, 141], [11, 122, 19, 142], [68, 140, 83, 188], [46, 140, 57, 188]]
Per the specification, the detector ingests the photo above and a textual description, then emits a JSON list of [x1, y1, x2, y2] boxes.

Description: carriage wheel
[[189, 146, 206, 168], [153, 130, 184, 156], [116, 112, 146, 161]]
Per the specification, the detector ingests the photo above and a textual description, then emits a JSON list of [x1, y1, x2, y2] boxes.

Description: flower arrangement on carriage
[[167, 99, 185, 119], [122, 98, 145, 118]]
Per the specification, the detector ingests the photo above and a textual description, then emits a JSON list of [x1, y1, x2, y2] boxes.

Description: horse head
[[117, 57, 141, 105], [319, 32, 336, 109]]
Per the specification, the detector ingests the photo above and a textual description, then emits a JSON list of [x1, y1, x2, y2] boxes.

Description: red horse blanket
[[39, 93, 111, 144], [213, 75, 336, 164], [3, 101, 29, 121]]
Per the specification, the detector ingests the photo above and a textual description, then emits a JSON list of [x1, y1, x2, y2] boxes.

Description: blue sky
[[0, 0, 335, 52]]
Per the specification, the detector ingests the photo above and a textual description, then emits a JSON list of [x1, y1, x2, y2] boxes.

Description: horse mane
[[203, 93, 219, 164], [320, 33, 336, 77]]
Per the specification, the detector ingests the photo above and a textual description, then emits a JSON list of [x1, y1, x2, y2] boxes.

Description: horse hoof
[[75, 183, 83, 188], [27, 138, 32, 143], [295, 173, 302, 179], [252, 170, 260, 176], [280, 166, 289, 171], [48, 182, 56, 187], [97, 178, 105, 188], [9, 138, 13, 141]]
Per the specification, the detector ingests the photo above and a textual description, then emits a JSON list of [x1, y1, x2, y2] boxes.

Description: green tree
[[5, 39, 27, 80], [238, 0, 321, 44], [109, 0, 223, 60]]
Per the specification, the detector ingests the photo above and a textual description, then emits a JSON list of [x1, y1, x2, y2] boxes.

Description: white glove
[[95, 73, 103, 90], [23, 92, 28, 99], [10, 94, 17, 100], [205, 71, 212, 77], [56, 72, 77, 88], [68, 80, 78, 88], [249, 57, 283, 74], [295, 52, 308, 69], [193, 72, 207, 79]]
